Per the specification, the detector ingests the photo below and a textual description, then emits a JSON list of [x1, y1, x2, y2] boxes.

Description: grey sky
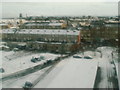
[[1, 0, 119, 2], [1, 2, 118, 18]]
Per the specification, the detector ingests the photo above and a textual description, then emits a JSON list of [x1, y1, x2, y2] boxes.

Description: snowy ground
[[0, 45, 119, 89], [1, 66, 52, 88], [1, 50, 99, 88], [0, 50, 60, 76]]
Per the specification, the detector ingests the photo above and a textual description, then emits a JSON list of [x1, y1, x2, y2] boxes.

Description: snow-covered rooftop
[[48, 23, 63, 26], [35, 56, 98, 88], [1, 29, 80, 35], [24, 22, 63, 26]]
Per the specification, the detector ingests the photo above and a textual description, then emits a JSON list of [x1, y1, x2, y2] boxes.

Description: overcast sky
[[1, 0, 119, 18], [1, 0, 119, 2]]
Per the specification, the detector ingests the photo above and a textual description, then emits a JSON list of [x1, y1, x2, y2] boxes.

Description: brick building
[[20, 22, 67, 29], [1, 29, 81, 53]]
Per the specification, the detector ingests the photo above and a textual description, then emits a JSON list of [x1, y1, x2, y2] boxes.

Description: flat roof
[[24, 23, 63, 26], [35, 56, 98, 88], [1, 29, 80, 36]]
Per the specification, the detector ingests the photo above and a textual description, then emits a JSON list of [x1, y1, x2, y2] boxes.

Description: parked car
[[73, 55, 82, 58], [0, 45, 9, 51], [43, 59, 52, 65], [31, 56, 45, 63], [84, 55, 93, 59], [31, 57, 37, 63], [110, 61, 114, 64], [0, 68, 5, 73], [13, 48, 19, 51], [23, 81, 33, 88]]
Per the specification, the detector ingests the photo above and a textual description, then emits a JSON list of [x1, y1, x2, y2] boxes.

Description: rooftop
[[24, 22, 63, 26], [35, 55, 98, 88], [0, 24, 8, 26], [1, 29, 80, 36]]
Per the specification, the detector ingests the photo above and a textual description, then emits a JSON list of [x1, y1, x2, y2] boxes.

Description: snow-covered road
[[95, 47, 119, 88]]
